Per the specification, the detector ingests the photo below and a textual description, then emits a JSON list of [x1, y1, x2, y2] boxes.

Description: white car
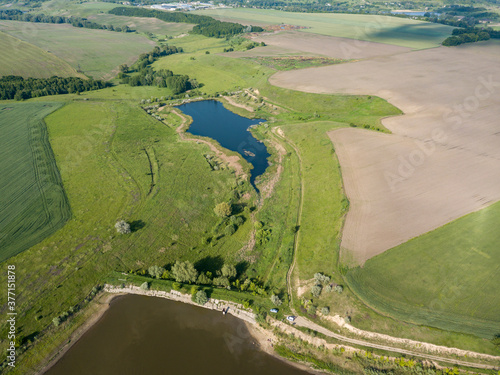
[[287, 316, 296, 322]]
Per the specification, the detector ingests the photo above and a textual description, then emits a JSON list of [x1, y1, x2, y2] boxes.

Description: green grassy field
[[196, 9, 454, 49], [0, 20, 156, 80], [0, 102, 71, 262], [153, 34, 274, 94], [0, 31, 84, 79], [0, 97, 255, 373], [86, 14, 194, 36], [346, 200, 500, 339]]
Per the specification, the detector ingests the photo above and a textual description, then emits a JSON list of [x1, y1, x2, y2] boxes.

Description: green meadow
[[0, 31, 83, 79], [0, 20, 156, 80], [197, 8, 454, 49], [0, 102, 71, 262]]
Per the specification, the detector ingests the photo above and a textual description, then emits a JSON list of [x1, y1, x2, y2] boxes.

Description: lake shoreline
[[38, 285, 324, 375]]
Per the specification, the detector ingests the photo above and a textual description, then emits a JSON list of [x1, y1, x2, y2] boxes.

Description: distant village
[[149, 2, 226, 11]]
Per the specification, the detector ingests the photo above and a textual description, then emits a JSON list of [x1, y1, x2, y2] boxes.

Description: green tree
[[214, 202, 232, 217], [194, 290, 208, 305], [115, 220, 131, 234], [311, 284, 322, 297], [196, 273, 211, 285], [221, 264, 237, 279], [171, 260, 198, 284], [148, 265, 165, 279], [213, 276, 230, 288], [271, 294, 282, 306], [321, 306, 330, 315], [140, 282, 149, 290]]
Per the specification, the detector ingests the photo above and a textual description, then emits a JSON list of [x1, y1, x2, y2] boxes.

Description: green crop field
[[0, 102, 71, 262], [86, 14, 194, 36], [196, 9, 454, 49], [0, 20, 156, 80], [346, 201, 500, 339], [0, 31, 83, 79]]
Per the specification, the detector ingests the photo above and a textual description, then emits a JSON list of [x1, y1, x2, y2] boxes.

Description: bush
[[140, 281, 149, 290], [335, 285, 344, 294], [214, 202, 232, 217], [196, 273, 211, 285], [314, 272, 330, 285], [115, 220, 131, 234], [171, 260, 198, 283], [230, 215, 244, 226], [52, 317, 61, 327], [213, 276, 230, 288], [221, 264, 237, 279], [321, 306, 330, 315], [194, 290, 208, 305], [190, 285, 199, 295], [311, 284, 322, 297], [148, 265, 165, 279], [307, 305, 317, 315], [224, 224, 236, 236], [324, 285, 332, 293], [172, 282, 181, 291], [271, 294, 282, 306]]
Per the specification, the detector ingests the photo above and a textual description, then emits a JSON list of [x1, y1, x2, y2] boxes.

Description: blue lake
[[177, 100, 270, 189]]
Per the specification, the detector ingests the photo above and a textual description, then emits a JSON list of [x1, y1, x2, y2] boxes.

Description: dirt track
[[270, 40, 500, 263]]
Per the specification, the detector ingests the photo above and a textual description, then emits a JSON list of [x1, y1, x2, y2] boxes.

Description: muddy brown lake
[[44, 294, 311, 375]]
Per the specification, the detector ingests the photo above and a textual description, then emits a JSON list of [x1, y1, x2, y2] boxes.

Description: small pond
[[177, 100, 270, 189]]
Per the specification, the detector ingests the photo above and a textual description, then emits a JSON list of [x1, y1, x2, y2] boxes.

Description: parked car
[[287, 316, 296, 322], [270, 308, 279, 313]]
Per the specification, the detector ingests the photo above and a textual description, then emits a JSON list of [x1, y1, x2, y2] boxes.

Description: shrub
[[148, 265, 165, 279], [161, 270, 170, 279], [172, 282, 181, 291], [115, 220, 131, 234], [307, 305, 317, 315], [324, 285, 332, 293], [196, 273, 211, 285], [314, 272, 330, 285], [221, 264, 237, 279], [213, 276, 230, 288], [271, 294, 282, 306], [171, 260, 198, 283], [52, 317, 61, 327], [335, 285, 344, 294], [214, 202, 232, 217], [321, 306, 330, 315], [311, 284, 322, 297], [140, 282, 149, 290], [230, 215, 244, 226], [194, 290, 208, 305], [224, 224, 236, 236], [190, 285, 199, 295]]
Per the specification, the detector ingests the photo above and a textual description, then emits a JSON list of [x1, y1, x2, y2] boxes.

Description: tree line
[[119, 45, 195, 95], [0, 9, 135, 33], [442, 27, 500, 46], [108, 6, 263, 38], [0, 76, 110, 100]]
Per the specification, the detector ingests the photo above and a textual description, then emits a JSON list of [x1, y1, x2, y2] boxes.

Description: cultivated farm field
[[0, 20, 156, 80], [0, 102, 71, 262], [347, 199, 500, 339], [0, 31, 83, 79], [196, 8, 454, 49]]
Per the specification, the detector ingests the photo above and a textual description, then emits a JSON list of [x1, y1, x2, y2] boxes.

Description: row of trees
[[0, 9, 134, 33], [0, 76, 110, 101], [442, 27, 500, 46], [109, 7, 263, 38], [132, 260, 267, 295]]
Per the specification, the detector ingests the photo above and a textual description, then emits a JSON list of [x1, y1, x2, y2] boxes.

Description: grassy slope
[[0, 20, 155, 80], [196, 9, 454, 49], [0, 98, 252, 373], [0, 102, 71, 262], [347, 201, 500, 339], [0, 31, 84, 79]]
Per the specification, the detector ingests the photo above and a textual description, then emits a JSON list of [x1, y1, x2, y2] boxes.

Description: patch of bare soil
[[251, 30, 411, 60], [270, 41, 500, 264]]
